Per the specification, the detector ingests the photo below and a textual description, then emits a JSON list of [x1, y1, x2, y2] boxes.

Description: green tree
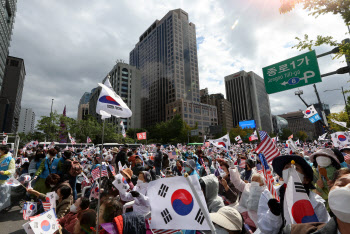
[[36, 111, 61, 141], [280, 128, 293, 141], [279, 0, 350, 80], [229, 126, 254, 143], [327, 111, 350, 132], [296, 130, 308, 142]]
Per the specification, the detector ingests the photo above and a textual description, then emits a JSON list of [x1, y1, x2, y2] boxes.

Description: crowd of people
[[0, 139, 350, 234]]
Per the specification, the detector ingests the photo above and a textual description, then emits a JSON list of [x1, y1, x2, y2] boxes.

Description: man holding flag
[[257, 155, 330, 233]]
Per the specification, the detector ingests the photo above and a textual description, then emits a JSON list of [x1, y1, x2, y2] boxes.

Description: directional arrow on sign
[[281, 81, 288, 86]]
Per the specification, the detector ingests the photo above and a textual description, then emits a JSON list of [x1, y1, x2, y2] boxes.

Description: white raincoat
[[119, 181, 150, 216]]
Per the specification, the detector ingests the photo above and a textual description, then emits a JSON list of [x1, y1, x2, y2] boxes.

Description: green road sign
[[262, 50, 322, 94]]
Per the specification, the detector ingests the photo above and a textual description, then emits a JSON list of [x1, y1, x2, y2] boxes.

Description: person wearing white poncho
[[118, 171, 151, 216], [229, 166, 266, 231]]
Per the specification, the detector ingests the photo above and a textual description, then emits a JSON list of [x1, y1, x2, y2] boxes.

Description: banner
[[207, 134, 230, 151], [137, 132, 147, 140]]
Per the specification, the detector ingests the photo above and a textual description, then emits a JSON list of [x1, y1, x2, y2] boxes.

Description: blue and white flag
[[96, 82, 132, 119], [23, 202, 37, 220], [29, 208, 59, 234]]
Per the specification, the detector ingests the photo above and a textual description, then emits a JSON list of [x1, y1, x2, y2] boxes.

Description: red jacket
[[59, 212, 77, 233]]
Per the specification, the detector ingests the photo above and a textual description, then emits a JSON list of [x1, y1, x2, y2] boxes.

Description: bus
[[95, 143, 142, 149], [38, 142, 95, 149]]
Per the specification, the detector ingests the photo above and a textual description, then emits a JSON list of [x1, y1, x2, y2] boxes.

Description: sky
[[9, 0, 350, 121]]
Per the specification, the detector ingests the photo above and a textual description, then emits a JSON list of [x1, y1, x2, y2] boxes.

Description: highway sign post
[[262, 50, 322, 94]]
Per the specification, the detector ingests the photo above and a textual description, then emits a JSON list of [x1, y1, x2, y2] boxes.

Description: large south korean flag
[[331, 132, 350, 147], [148, 175, 211, 230]]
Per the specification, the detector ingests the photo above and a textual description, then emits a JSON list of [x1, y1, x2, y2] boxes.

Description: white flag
[[331, 119, 348, 129], [303, 105, 317, 118], [44, 192, 57, 211], [234, 135, 242, 142], [104, 77, 113, 89], [147, 175, 211, 230], [207, 134, 231, 151], [331, 132, 350, 147], [318, 133, 327, 141], [29, 209, 59, 234], [89, 181, 100, 201], [286, 139, 298, 153], [23, 202, 37, 220], [112, 173, 130, 192], [96, 83, 132, 119], [285, 165, 319, 224], [5, 177, 21, 186], [2, 135, 8, 145], [120, 121, 126, 138], [23, 221, 35, 234]]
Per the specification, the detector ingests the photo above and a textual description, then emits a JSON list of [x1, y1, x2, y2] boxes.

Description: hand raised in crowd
[[0, 170, 4, 175], [220, 178, 229, 191]]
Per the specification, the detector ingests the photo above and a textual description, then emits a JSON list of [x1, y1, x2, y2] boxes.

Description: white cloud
[[8, 0, 350, 121]]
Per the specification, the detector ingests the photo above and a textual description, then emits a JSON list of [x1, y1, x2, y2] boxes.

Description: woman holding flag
[[257, 155, 330, 234]]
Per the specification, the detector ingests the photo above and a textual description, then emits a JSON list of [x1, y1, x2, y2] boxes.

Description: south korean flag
[[303, 105, 317, 119], [148, 175, 211, 230], [331, 132, 350, 147]]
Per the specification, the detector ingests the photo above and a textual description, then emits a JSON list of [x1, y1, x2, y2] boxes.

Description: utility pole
[[50, 99, 54, 142], [341, 87, 349, 117]]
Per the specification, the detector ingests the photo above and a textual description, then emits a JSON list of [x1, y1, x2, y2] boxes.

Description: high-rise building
[[0, 0, 17, 93], [130, 9, 200, 128], [77, 92, 91, 120], [165, 99, 218, 136], [225, 70, 273, 133], [18, 107, 35, 134], [89, 62, 141, 130], [0, 56, 25, 132], [200, 90, 233, 131]]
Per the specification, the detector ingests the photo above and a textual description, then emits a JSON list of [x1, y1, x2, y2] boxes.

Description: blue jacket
[[40, 157, 59, 179], [0, 155, 12, 180]]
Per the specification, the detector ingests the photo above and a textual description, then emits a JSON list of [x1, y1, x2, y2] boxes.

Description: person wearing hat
[[257, 155, 330, 234], [116, 144, 129, 169], [184, 159, 200, 179], [119, 171, 151, 216], [132, 155, 145, 177], [144, 160, 156, 180], [281, 168, 350, 234], [154, 143, 163, 176], [120, 168, 135, 190], [309, 148, 341, 210], [209, 206, 244, 234]]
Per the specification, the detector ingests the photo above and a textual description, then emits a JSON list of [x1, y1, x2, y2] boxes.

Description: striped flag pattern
[[344, 154, 350, 161], [109, 164, 116, 176], [101, 165, 108, 178], [91, 167, 101, 181], [255, 131, 281, 163], [259, 153, 279, 202], [41, 201, 51, 211], [239, 159, 246, 168]]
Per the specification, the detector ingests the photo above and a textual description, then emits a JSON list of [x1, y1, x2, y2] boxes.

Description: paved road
[[0, 205, 26, 234]]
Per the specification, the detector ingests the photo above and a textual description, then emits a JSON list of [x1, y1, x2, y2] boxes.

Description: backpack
[[68, 160, 82, 176]]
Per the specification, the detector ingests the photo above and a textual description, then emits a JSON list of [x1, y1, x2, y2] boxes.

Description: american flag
[[87, 137, 92, 143], [147, 218, 181, 234], [41, 201, 51, 212], [344, 154, 350, 161], [91, 167, 101, 181], [109, 165, 116, 176], [255, 131, 281, 163], [101, 165, 108, 178], [259, 153, 279, 202], [239, 159, 246, 168]]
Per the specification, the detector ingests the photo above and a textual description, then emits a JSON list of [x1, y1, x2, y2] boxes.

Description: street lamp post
[[50, 99, 54, 142]]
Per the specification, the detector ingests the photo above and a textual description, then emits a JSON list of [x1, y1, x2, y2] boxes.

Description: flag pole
[[184, 173, 216, 234], [96, 119, 106, 233]]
